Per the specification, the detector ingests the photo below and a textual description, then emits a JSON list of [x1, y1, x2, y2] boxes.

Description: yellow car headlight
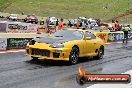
[[50, 43, 64, 48], [55, 50, 62, 53]]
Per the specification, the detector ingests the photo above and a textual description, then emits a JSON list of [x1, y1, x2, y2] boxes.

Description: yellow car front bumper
[[26, 47, 71, 61]]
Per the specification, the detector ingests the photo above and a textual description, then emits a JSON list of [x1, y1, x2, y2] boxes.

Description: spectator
[[46, 17, 50, 33], [68, 20, 72, 27], [40, 17, 45, 25], [58, 18, 64, 31], [55, 19, 59, 32], [122, 26, 129, 43], [112, 20, 119, 31], [112, 19, 115, 30], [76, 20, 80, 29], [79, 21, 82, 27], [82, 21, 86, 29], [95, 18, 101, 26], [115, 20, 120, 31]]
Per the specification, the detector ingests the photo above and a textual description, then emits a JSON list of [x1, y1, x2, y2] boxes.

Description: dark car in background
[[24, 15, 38, 24]]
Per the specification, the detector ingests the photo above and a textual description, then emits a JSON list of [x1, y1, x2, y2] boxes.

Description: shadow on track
[[25, 57, 99, 67]]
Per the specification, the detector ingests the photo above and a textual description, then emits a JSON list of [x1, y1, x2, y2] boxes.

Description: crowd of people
[[1, 13, 131, 35], [44, 17, 64, 33], [108, 19, 131, 32], [41, 17, 101, 33], [67, 17, 100, 29], [110, 19, 131, 43], [0, 14, 131, 43], [43, 17, 132, 34], [42, 17, 131, 43]]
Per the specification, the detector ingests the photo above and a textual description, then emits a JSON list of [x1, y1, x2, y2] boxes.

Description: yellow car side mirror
[[85, 37, 91, 40]]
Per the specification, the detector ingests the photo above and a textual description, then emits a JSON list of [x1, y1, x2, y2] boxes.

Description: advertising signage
[[7, 38, 32, 49], [0, 21, 38, 33]]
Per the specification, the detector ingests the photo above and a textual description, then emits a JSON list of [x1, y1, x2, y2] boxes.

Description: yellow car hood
[[34, 36, 79, 44]]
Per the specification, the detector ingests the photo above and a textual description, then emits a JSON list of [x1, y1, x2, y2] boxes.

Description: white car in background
[[50, 17, 57, 25], [78, 17, 87, 20], [8, 14, 18, 21]]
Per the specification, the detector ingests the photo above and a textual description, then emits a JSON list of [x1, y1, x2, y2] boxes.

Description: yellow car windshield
[[52, 29, 84, 40]]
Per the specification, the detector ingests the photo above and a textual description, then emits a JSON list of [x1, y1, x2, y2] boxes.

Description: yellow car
[[26, 29, 105, 65]]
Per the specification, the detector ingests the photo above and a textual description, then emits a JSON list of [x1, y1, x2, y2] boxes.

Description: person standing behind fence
[[58, 18, 64, 31], [55, 19, 59, 32], [46, 17, 50, 33], [76, 19, 80, 29], [112, 20, 116, 31], [82, 21, 86, 29], [115, 20, 120, 31], [122, 26, 129, 43], [40, 17, 45, 25]]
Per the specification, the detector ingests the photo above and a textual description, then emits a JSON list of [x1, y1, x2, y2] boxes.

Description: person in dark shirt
[[46, 17, 50, 33], [122, 26, 129, 43], [55, 19, 59, 32]]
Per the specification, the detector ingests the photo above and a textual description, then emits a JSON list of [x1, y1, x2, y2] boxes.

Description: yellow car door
[[84, 32, 97, 56]]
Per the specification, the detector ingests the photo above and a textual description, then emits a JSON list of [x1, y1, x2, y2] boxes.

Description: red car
[[24, 15, 38, 24]]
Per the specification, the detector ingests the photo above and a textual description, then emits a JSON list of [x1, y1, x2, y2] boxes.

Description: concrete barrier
[[0, 33, 48, 50]]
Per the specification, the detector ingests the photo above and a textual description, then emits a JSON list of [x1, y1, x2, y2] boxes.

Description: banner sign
[[0, 38, 7, 50], [7, 22, 38, 33], [95, 32, 108, 43], [0, 21, 38, 33], [108, 32, 124, 42], [128, 33, 132, 40], [7, 38, 32, 49]]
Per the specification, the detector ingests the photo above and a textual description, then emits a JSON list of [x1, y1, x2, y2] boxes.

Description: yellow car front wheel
[[69, 47, 79, 65]]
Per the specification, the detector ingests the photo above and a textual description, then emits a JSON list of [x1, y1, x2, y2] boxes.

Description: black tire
[[94, 47, 104, 60], [31, 56, 39, 61], [35, 22, 38, 24], [69, 47, 79, 65]]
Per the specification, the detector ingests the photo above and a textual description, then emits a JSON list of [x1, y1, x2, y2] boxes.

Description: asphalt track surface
[[0, 43, 132, 88]]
